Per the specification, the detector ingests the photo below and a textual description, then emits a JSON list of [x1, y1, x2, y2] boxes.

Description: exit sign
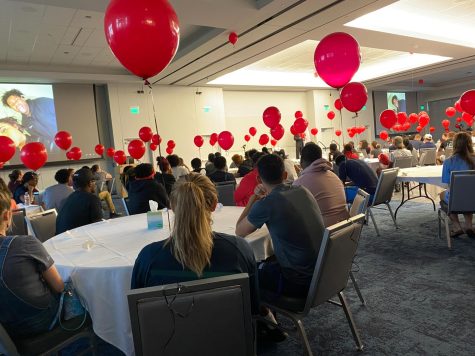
[[130, 106, 140, 114]]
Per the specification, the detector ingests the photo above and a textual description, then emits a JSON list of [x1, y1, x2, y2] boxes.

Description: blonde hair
[[394, 136, 404, 149], [168, 173, 218, 276], [0, 190, 11, 215]]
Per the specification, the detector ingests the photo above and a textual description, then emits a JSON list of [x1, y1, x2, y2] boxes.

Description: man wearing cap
[[56, 168, 103, 234], [419, 134, 436, 150]]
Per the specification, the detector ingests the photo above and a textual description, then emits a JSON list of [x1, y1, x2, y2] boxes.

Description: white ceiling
[[0, 0, 473, 90]]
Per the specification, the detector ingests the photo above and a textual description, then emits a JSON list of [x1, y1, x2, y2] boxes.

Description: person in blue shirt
[[441, 131, 475, 238], [2, 89, 58, 149], [419, 134, 437, 150]]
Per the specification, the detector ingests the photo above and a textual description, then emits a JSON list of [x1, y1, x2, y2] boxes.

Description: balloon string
[[146, 80, 171, 230]]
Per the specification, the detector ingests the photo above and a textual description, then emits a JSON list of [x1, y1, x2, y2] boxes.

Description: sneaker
[[109, 212, 122, 219], [256, 321, 288, 343]]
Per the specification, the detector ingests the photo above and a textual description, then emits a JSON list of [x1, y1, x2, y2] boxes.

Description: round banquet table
[[363, 158, 380, 173], [43, 207, 272, 356]]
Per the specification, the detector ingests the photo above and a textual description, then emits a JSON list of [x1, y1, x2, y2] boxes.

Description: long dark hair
[[453, 132, 475, 169]]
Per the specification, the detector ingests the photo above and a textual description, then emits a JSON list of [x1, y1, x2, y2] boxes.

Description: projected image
[[387, 92, 406, 113], [0, 84, 58, 150]]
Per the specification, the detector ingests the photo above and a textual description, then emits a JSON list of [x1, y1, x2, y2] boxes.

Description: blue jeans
[[344, 186, 374, 204], [0, 236, 59, 339]]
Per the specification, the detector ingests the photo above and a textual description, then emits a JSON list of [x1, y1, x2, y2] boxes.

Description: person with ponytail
[[441, 131, 475, 238], [131, 173, 258, 313]]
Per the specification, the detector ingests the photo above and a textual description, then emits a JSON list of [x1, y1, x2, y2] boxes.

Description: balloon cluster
[[260, 106, 285, 147], [346, 126, 366, 138], [290, 110, 308, 136]]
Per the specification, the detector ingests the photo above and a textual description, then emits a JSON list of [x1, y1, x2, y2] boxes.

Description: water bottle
[[24, 193, 30, 206]]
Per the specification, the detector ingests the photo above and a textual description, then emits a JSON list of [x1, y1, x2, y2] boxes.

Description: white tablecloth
[[396, 166, 445, 188], [43, 207, 271, 355], [363, 158, 380, 172]]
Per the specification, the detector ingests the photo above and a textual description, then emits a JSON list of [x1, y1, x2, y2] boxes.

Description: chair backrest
[[393, 155, 413, 169], [215, 182, 236, 206], [448, 170, 475, 213], [349, 189, 370, 217], [8, 208, 27, 236], [371, 168, 399, 206], [121, 198, 131, 216], [127, 274, 253, 356], [0, 322, 19, 356], [304, 214, 365, 313], [444, 147, 453, 158], [419, 148, 437, 165], [26, 209, 57, 242]]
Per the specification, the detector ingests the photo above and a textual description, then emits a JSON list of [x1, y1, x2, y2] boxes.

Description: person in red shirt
[[343, 143, 359, 160], [234, 152, 266, 207]]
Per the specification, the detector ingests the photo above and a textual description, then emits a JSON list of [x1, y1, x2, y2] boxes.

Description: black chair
[[260, 214, 366, 355], [8, 208, 27, 236], [438, 170, 475, 250], [215, 182, 236, 206], [25, 209, 58, 243], [127, 274, 253, 356]]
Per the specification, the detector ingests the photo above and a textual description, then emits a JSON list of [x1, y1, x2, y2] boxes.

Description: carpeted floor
[[66, 198, 475, 355]]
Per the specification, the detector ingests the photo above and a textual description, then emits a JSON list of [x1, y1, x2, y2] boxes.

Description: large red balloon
[[397, 112, 408, 125], [327, 111, 335, 120], [20, 142, 47, 170], [167, 140, 176, 149], [340, 82, 367, 113], [262, 106, 281, 129], [150, 143, 158, 151], [379, 131, 389, 140], [152, 134, 162, 145], [441, 119, 450, 129], [68, 147, 82, 161], [419, 114, 430, 128], [244, 134, 251, 142], [106, 147, 115, 158], [218, 131, 234, 151], [380, 109, 397, 129], [104, 0, 180, 79], [113, 150, 127, 165], [95, 144, 105, 156], [416, 125, 423, 132], [249, 127, 257, 136], [460, 90, 475, 115], [445, 107, 456, 118], [462, 112, 473, 125], [270, 124, 285, 140], [194, 135, 204, 148], [128, 139, 146, 159], [310, 128, 318, 136], [259, 134, 269, 146], [290, 125, 298, 136], [314, 32, 361, 88], [166, 147, 173, 155], [54, 131, 72, 150], [139, 126, 153, 142], [0, 136, 16, 163], [335, 129, 342, 137], [66, 151, 73, 160], [294, 118, 308, 134], [294, 111, 303, 119], [455, 100, 463, 113], [408, 113, 419, 124], [210, 133, 218, 142], [334, 98, 343, 111]]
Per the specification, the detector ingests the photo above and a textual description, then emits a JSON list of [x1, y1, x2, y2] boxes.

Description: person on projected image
[[1, 89, 57, 149], [390, 94, 406, 113], [0, 117, 28, 149]]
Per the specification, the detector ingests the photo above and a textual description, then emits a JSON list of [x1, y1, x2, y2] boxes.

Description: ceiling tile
[[42, 6, 76, 27]]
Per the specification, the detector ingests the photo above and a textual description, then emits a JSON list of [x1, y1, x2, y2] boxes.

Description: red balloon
[[218, 131, 234, 151], [209, 137, 217, 146], [113, 150, 127, 165], [334, 98, 343, 111], [210, 133, 218, 142], [166, 147, 174, 155], [393, 124, 402, 132], [441, 120, 450, 129], [20, 142, 47, 170], [380, 109, 397, 129], [445, 107, 456, 117], [409, 113, 419, 124], [460, 90, 475, 115], [104, 0, 180, 79], [378, 153, 390, 166], [150, 143, 158, 151], [348, 132, 355, 138], [455, 100, 463, 113], [294, 111, 303, 119], [106, 147, 115, 158], [249, 127, 257, 136], [429, 126, 436, 133], [419, 114, 430, 128], [270, 124, 285, 140], [335, 129, 342, 137], [152, 134, 162, 145], [259, 134, 269, 146], [270, 139, 277, 147], [66, 151, 73, 160], [456, 117, 462, 123], [139, 126, 153, 142], [95, 144, 105, 156], [167, 140, 176, 149], [314, 32, 361, 88], [68, 147, 82, 160], [402, 122, 411, 131], [379, 131, 389, 140], [54, 131, 72, 150], [128, 139, 146, 159], [290, 125, 297, 136], [327, 111, 336, 120], [310, 128, 318, 136], [262, 106, 281, 129], [340, 82, 368, 113], [228, 32, 238, 45], [0, 136, 16, 163], [194, 135, 204, 148], [462, 112, 473, 124], [416, 125, 423, 132], [294, 118, 308, 134], [397, 112, 408, 125], [244, 134, 251, 142]]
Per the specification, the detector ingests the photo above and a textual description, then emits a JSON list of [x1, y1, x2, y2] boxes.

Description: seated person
[[56, 168, 103, 234], [293, 143, 349, 227], [167, 154, 189, 181], [42, 168, 74, 211], [155, 156, 176, 196], [390, 136, 413, 164], [335, 154, 378, 203], [276, 149, 299, 182], [207, 156, 236, 184], [370, 141, 382, 158], [0, 190, 64, 339], [238, 151, 254, 177], [343, 143, 359, 159], [191, 157, 206, 175], [127, 163, 169, 215], [230, 154, 242, 169], [0, 178, 17, 210], [404, 138, 419, 166], [91, 165, 120, 218], [7, 169, 22, 195], [235, 154, 324, 328], [205, 153, 216, 175], [131, 173, 258, 314], [121, 165, 135, 192], [420, 134, 437, 150], [234, 152, 265, 207], [358, 140, 371, 157], [328, 143, 342, 162], [440, 132, 475, 238], [13, 171, 39, 204], [409, 134, 423, 150]]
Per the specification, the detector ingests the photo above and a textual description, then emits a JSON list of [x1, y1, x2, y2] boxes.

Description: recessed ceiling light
[[85, 15, 92, 19]]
